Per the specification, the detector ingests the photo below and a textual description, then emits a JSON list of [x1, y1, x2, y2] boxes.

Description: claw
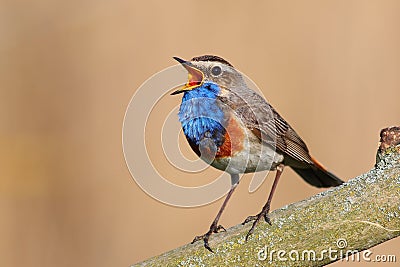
[[191, 234, 204, 244], [245, 227, 254, 242], [243, 209, 272, 241], [215, 225, 226, 233], [242, 215, 258, 225], [204, 239, 213, 253], [264, 214, 272, 225], [190, 232, 214, 252], [191, 223, 226, 252]]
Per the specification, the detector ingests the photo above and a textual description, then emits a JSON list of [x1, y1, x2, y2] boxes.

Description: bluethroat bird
[[171, 55, 344, 252]]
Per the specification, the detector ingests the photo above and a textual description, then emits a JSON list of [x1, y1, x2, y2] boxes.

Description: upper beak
[[171, 57, 204, 95]]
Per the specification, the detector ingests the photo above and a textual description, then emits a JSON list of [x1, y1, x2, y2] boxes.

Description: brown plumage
[[172, 55, 344, 252]]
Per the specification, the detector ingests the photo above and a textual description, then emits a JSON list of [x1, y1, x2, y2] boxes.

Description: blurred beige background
[[1, 0, 399, 266]]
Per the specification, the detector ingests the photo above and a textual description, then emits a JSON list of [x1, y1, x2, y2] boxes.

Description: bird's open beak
[[171, 57, 204, 95]]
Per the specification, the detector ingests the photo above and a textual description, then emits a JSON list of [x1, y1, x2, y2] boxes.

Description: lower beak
[[171, 57, 204, 95]]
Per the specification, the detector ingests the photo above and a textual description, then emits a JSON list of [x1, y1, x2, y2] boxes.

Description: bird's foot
[[242, 213, 271, 225], [242, 208, 271, 241], [241, 215, 258, 225], [191, 223, 226, 252]]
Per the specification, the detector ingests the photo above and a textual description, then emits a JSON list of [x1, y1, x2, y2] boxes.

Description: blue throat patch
[[178, 82, 226, 147]]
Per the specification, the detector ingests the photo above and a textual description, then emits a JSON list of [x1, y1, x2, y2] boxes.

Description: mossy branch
[[134, 127, 400, 267]]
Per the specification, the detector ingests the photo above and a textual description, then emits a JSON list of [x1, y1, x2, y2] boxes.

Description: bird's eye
[[211, 66, 222, 76]]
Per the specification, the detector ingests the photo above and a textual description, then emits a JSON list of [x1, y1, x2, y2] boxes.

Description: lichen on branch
[[135, 127, 400, 267]]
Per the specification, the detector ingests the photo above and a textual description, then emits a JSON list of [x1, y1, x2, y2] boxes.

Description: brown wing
[[219, 89, 312, 165], [266, 113, 313, 165]]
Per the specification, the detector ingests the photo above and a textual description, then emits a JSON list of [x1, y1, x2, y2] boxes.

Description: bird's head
[[171, 55, 244, 97]]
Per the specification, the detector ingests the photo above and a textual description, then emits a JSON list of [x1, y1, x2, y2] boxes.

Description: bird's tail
[[291, 156, 344, 188]]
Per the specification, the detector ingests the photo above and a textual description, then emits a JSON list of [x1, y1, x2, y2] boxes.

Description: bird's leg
[[242, 164, 284, 241], [192, 174, 239, 252]]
